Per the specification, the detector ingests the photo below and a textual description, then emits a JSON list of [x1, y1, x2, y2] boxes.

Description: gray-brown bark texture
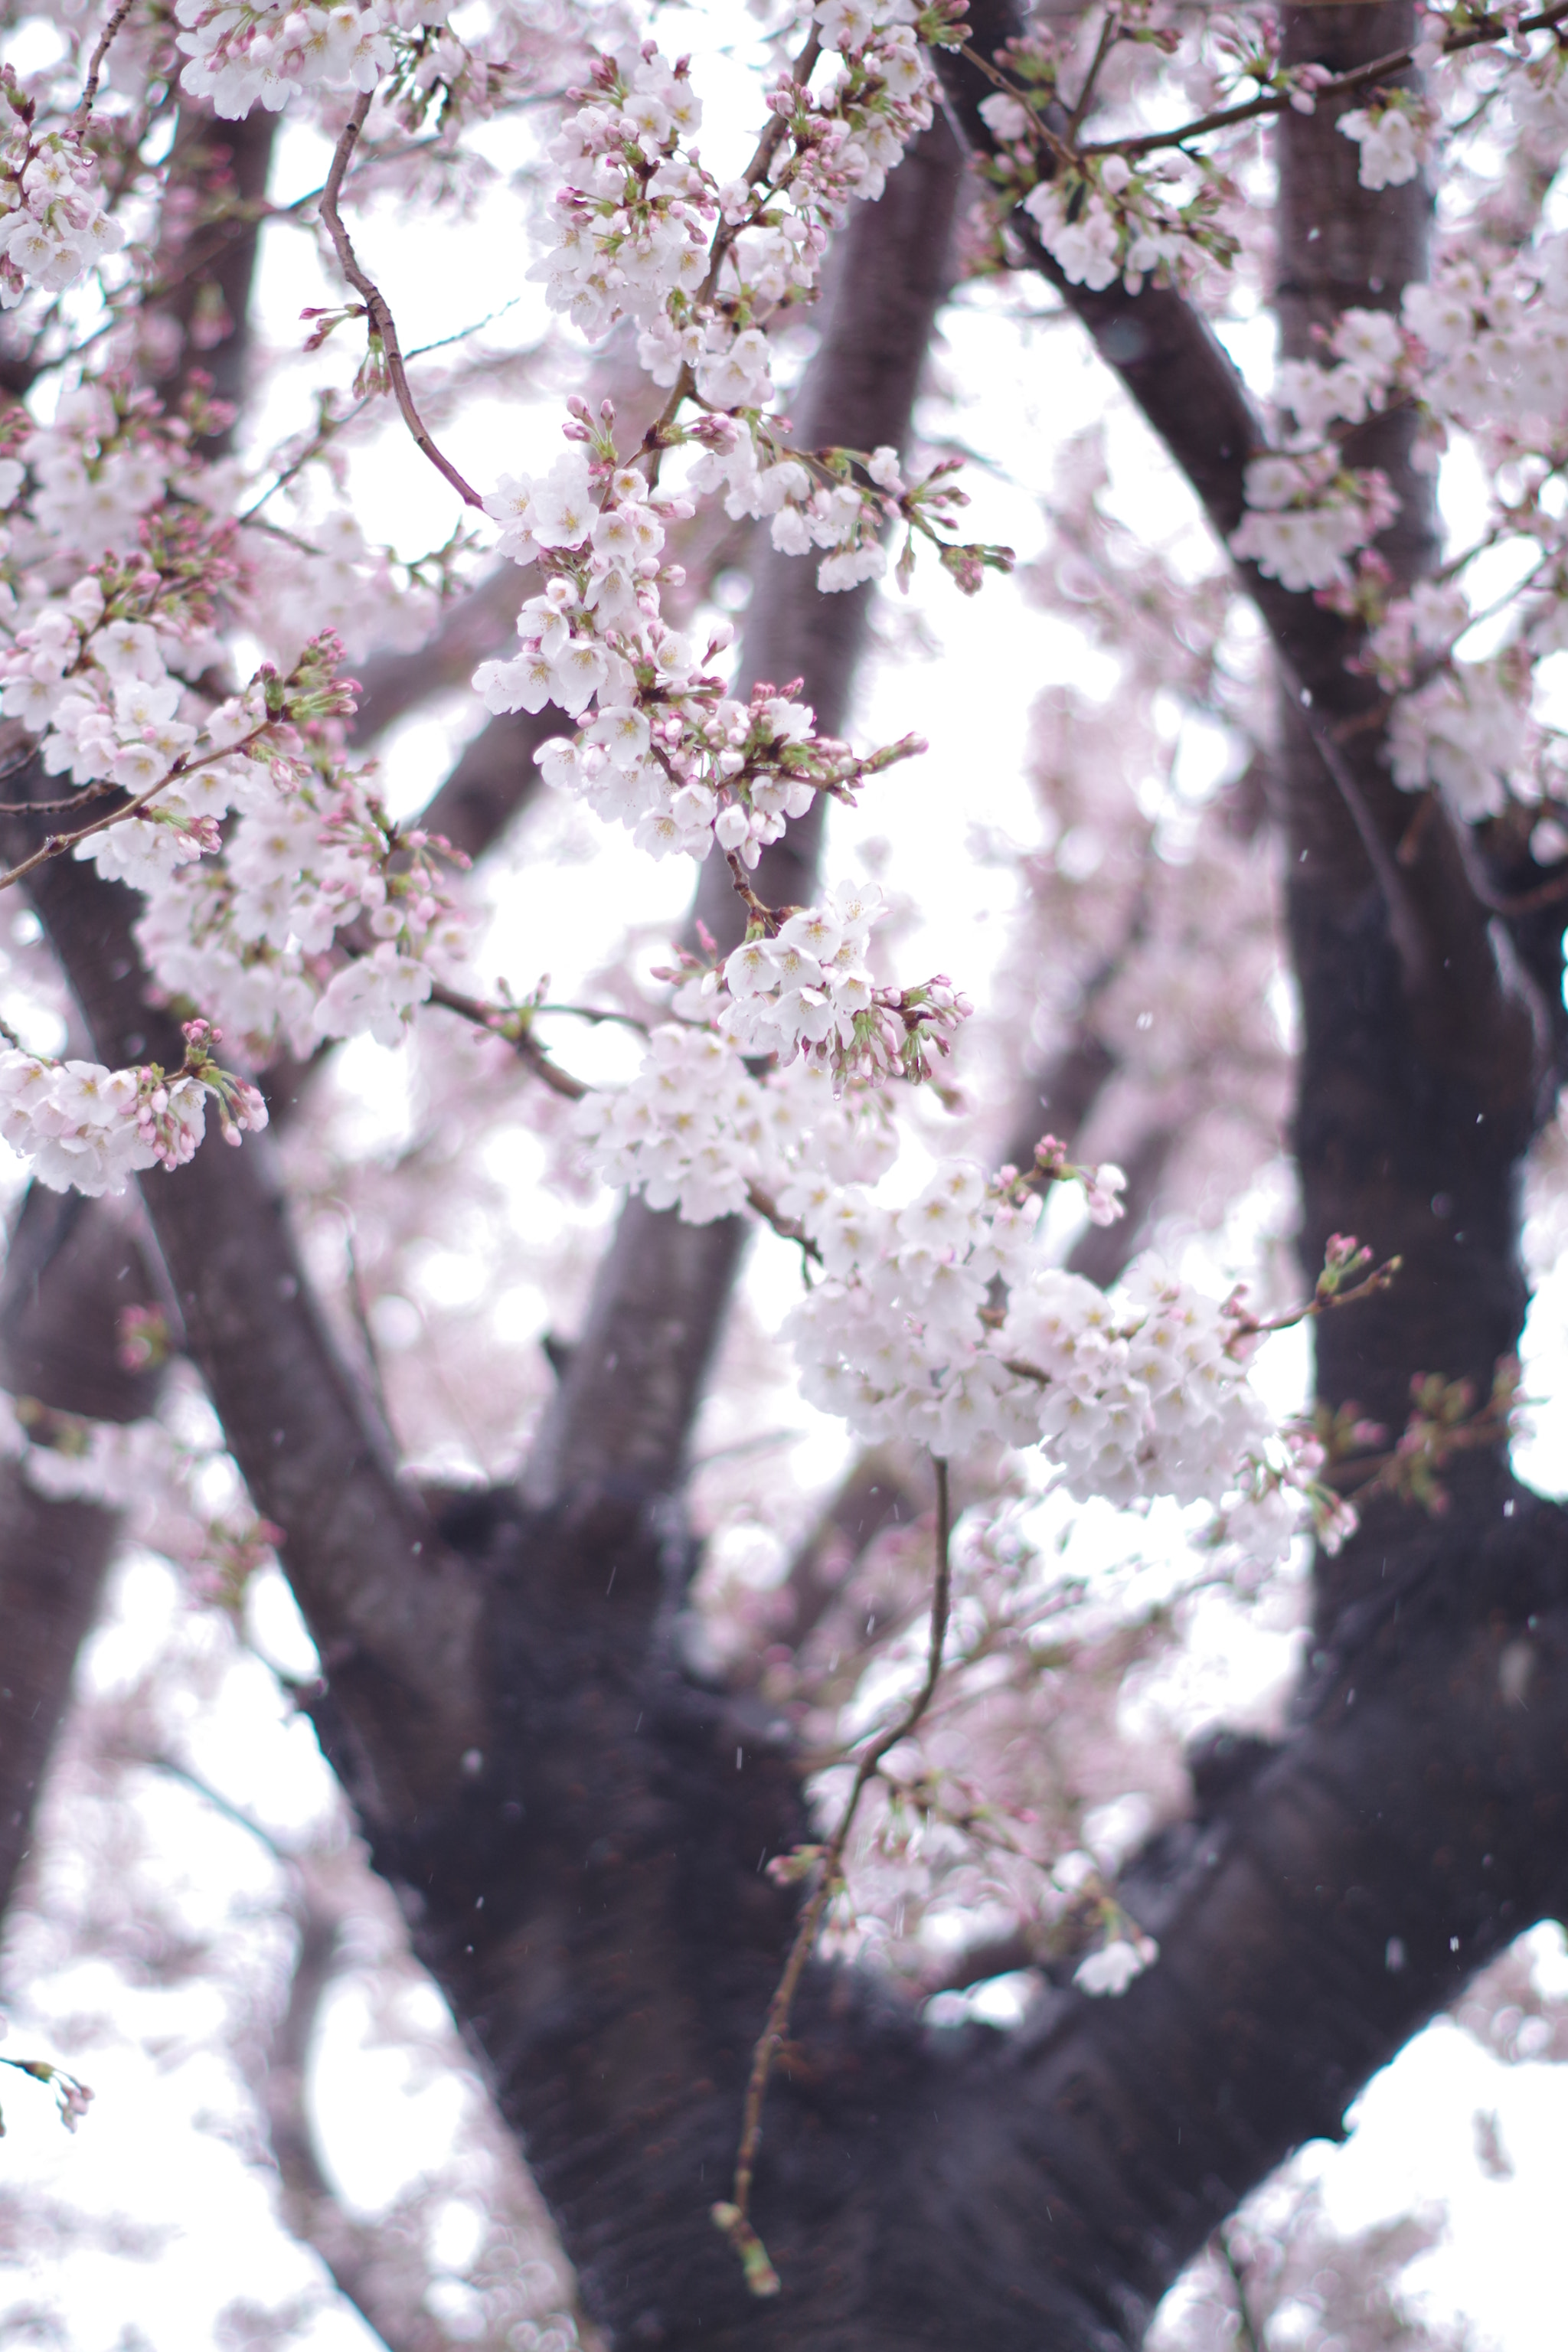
[[5, 8, 1568, 2349]]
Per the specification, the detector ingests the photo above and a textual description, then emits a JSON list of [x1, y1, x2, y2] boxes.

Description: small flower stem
[[1065, 8, 1119, 145], [724, 848, 781, 931], [716, 1455, 953, 2297], [1217, 2225, 1266, 2352], [71, 0, 139, 134], [318, 93, 485, 510], [1230, 1256, 1401, 1351]]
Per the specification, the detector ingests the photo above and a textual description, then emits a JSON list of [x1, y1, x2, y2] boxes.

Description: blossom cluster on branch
[[0, 1018, 264, 1197], [0, 83, 124, 305]]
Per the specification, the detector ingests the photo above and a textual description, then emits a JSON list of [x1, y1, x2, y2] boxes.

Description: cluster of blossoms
[[1387, 654, 1531, 824], [0, 412, 473, 1102], [531, 10, 939, 392], [479, 413, 926, 866], [1018, 158, 1199, 300], [580, 1031, 1324, 1550], [475, 15, 1004, 1011], [789, 1155, 1325, 1551], [175, 0, 407, 118], [966, 31, 1240, 302], [577, 1027, 897, 1225], [791, 1184, 1281, 1510], [0, 87, 125, 309], [256, 508, 438, 668], [1338, 93, 1432, 191], [139, 758, 472, 1057], [1226, 309, 1409, 596], [1234, 240, 1568, 822], [0, 377, 236, 583], [0, 1020, 265, 1199], [712, 880, 969, 1081], [1230, 449, 1399, 596], [1271, 305, 1408, 441], [509, 15, 1003, 596], [1403, 240, 1568, 440], [688, 431, 959, 596]]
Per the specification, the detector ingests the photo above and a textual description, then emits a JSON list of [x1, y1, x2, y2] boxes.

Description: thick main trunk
[[362, 1467, 1568, 2350]]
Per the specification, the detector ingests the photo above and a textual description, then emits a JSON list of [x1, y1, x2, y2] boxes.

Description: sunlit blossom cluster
[[714, 880, 970, 1082], [581, 1022, 1318, 1547]]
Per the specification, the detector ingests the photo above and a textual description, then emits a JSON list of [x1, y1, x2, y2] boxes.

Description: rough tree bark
[[4, 8, 1568, 2350]]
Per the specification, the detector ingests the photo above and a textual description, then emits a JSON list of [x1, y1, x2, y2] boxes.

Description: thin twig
[[72, 0, 139, 134], [341, 1215, 394, 1443], [1078, 2, 1568, 164], [1065, 8, 1119, 145], [1231, 1253, 1400, 1347], [0, 779, 117, 815], [714, 1455, 954, 2298], [406, 292, 524, 361], [317, 92, 485, 510], [428, 979, 589, 1097], [956, 41, 1076, 173], [240, 393, 374, 523], [0, 720, 273, 897], [725, 846, 782, 930], [533, 999, 651, 1034], [1478, 861, 1568, 915], [143, 1751, 298, 1863]]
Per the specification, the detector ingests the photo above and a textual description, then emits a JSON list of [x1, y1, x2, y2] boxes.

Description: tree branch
[[938, 4, 1547, 1136], [400, 1438, 1568, 2347], [318, 93, 485, 511], [0, 1191, 164, 1919], [2, 779, 483, 1826]]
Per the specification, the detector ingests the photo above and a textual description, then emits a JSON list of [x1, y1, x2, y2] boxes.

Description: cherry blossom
[[0, 95, 125, 309], [1338, 98, 1430, 191]]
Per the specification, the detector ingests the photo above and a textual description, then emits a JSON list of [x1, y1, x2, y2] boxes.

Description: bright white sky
[[3, 8, 1568, 2349]]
